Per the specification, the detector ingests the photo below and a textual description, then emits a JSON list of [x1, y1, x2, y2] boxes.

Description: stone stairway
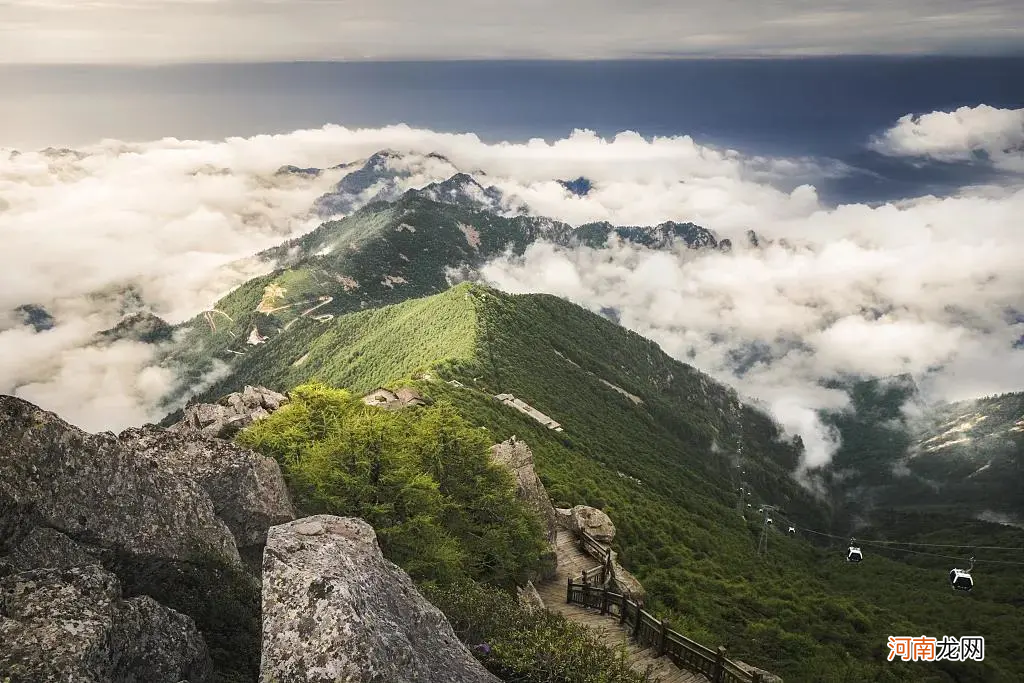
[[535, 529, 711, 683]]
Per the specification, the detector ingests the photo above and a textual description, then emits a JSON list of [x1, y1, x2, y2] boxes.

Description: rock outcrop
[[490, 436, 559, 543], [0, 564, 211, 682], [361, 386, 429, 410], [569, 505, 616, 543], [171, 385, 288, 439], [119, 425, 295, 552], [260, 516, 501, 683]]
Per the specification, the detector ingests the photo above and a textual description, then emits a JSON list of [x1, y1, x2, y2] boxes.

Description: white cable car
[[950, 558, 975, 591], [846, 544, 863, 563], [787, 526, 796, 534], [766, 517, 773, 525]]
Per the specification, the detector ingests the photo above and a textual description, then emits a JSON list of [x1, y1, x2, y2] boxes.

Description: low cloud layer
[[871, 104, 1024, 172], [2, 114, 1022, 481]]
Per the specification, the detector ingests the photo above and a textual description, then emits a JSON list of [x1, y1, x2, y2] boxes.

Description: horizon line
[[4, 53, 1024, 68]]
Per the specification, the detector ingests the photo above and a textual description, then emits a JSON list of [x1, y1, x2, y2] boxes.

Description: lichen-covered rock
[[260, 516, 501, 683], [172, 385, 288, 439], [570, 505, 616, 543], [0, 395, 241, 568], [1, 526, 99, 574], [490, 436, 559, 544], [0, 564, 212, 682], [119, 425, 295, 551]]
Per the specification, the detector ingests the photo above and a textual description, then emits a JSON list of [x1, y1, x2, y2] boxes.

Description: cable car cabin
[[787, 526, 796, 534], [766, 517, 774, 525], [846, 546, 863, 563], [950, 569, 974, 591]]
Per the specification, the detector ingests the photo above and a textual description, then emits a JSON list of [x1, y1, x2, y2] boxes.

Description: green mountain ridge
[[146, 190, 727, 406]]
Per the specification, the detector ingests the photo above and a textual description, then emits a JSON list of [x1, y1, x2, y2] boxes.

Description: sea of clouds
[[1, 105, 1022, 478]]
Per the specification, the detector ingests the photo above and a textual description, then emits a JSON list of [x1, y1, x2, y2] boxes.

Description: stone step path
[[535, 530, 711, 683]]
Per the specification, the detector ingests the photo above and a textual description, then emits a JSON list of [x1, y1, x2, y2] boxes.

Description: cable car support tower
[[757, 505, 779, 559]]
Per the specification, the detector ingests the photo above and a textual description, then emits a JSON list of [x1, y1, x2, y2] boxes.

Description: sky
[[2, 104, 1022, 481], [1, 0, 1023, 63]]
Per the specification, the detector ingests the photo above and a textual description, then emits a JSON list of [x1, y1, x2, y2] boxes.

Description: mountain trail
[[535, 529, 710, 683]]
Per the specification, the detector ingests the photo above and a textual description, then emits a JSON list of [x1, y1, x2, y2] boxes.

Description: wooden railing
[[568, 531, 766, 683]]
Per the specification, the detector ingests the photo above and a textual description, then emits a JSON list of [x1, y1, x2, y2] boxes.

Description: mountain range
[[24, 148, 1023, 680], [80, 148, 1018, 533]]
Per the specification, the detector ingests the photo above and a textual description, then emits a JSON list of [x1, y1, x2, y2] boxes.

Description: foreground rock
[[0, 564, 211, 682], [0, 393, 289, 682], [119, 425, 295, 552], [568, 505, 616, 543], [171, 385, 289, 439], [261, 516, 501, 683], [0, 395, 241, 567]]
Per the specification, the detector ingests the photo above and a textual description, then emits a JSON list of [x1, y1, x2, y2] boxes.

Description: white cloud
[[870, 105, 1024, 172], [476, 162, 1024, 474], [1, 119, 1022, 481], [0, 0, 1022, 63]]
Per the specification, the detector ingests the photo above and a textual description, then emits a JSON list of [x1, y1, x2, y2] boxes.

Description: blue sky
[[1, 0, 1023, 63]]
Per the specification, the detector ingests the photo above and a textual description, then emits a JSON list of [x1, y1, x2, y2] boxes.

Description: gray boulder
[[0, 395, 241, 568], [0, 564, 211, 682], [172, 385, 288, 439], [607, 550, 646, 601], [570, 505, 616, 543], [119, 425, 295, 552], [260, 515, 501, 683]]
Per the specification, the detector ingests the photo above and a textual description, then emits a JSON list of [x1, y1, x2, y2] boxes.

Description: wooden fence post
[[619, 597, 628, 625], [565, 576, 572, 604], [713, 646, 727, 683], [658, 619, 669, 656], [632, 602, 643, 639], [600, 588, 608, 614]]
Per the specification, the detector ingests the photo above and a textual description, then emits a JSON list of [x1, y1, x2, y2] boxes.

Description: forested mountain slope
[[166, 283, 1024, 682]]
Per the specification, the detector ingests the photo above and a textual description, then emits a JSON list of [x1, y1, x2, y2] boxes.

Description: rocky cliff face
[[1, 391, 522, 683], [260, 515, 501, 683]]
